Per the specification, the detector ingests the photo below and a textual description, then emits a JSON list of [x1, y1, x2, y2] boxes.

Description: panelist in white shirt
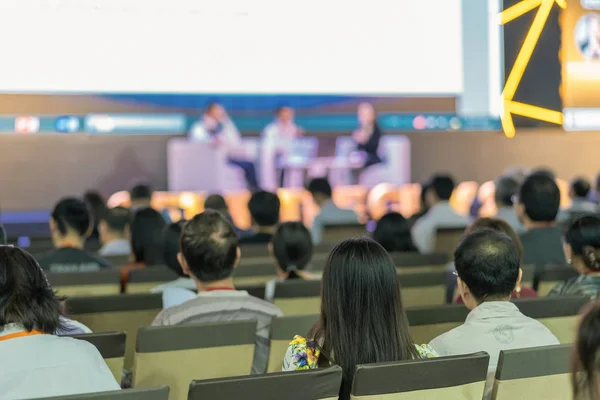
[[190, 102, 259, 190]]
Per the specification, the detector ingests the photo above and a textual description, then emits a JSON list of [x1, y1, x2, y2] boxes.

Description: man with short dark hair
[[204, 194, 248, 237], [411, 174, 470, 253], [493, 176, 523, 233], [38, 197, 113, 272], [307, 178, 359, 244], [98, 206, 131, 256], [239, 191, 281, 244], [152, 211, 282, 374], [129, 183, 153, 210], [430, 229, 558, 399], [558, 177, 597, 223]]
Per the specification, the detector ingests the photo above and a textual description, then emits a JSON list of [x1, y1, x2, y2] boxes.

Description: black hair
[[373, 212, 419, 253], [571, 177, 592, 199], [51, 197, 92, 238], [565, 215, 600, 271], [163, 221, 186, 277], [83, 190, 106, 239], [466, 218, 524, 260], [247, 191, 280, 227], [518, 173, 560, 222], [494, 176, 519, 207], [530, 168, 556, 180], [307, 178, 332, 199], [0, 246, 64, 334], [454, 228, 520, 302], [101, 206, 130, 233], [180, 210, 239, 282], [420, 183, 430, 208], [429, 174, 455, 201], [204, 101, 221, 114], [129, 183, 153, 202], [275, 104, 292, 116], [272, 222, 313, 279], [130, 208, 166, 265], [0, 225, 6, 245], [309, 237, 418, 400], [204, 194, 229, 213], [572, 300, 600, 400]]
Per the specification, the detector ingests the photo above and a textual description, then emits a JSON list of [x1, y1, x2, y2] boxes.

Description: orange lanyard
[[0, 330, 44, 341]]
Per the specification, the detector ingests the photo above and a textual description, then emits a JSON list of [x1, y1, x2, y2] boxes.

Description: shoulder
[[415, 344, 438, 358], [283, 335, 320, 371], [247, 295, 284, 317], [429, 325, 464, 353]]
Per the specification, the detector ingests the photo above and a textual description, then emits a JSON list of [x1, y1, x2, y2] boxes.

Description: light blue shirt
[[151, 278, 197, 309], [98, 239, 131, 257], [557, 198, 598, 223], [495, 207, 524, 234], [310, 200, 359, 244], [411, 201, 470, 253]]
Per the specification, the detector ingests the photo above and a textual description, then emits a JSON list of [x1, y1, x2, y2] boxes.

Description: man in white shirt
[[98, 206, 131, 256], [307, 178, 359, 244], [189, 102, 259, 190], [411, 175, 470, 253], [494, 176, 524, 234], [430, 229, 559, 399]]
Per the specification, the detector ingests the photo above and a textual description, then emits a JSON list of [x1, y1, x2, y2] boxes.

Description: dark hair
[[0, 246, 64, 334], [180, 210, 239, 282], [373, 212, 419, 253], [272, 222, 313, 279], [129, 183, 153, 202], [204, 101, 221, 114], [51, 197, 92, 238], [163, 221, 186, 277], [465, 218, 524, 260], [101, 206, 130, 234], [420, 183, 430, 208], [518, 173, 560, 222], [275, 104, 292, 116], [0, 225, 6, 245], [130, 208, 166, 265], [248, 191, 280, 227], [429, 175, 455, 201], [204, 194, 229, 213], [494, 177, 519, 207], [307, 178, 332, 198], [571, 177, 592, 199], [83, 191, 106, 238], [454, 229, 520, 302], [531, 168, 556, 180], [309, 238, 418, 400], [565, 215, 600, 271], [572, 300, 600, 400]]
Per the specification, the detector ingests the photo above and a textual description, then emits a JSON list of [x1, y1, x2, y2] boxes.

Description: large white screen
[[0, 0, 463, 95]]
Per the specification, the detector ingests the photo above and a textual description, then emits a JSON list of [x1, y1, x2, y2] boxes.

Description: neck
[[196, 278, 236, 293], [316, 197, 332, 207], [524, 220, 555, 230], [54, 235, 85, 249]]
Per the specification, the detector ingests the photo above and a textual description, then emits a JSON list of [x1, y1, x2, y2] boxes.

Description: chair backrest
[[321, 223, 366, 244], [126, 266, 180, 294], [434, 227, 466, 256], [492, 345, 572, 400], [407, 304, 469, 344], [133, 321, 256, 400], [398, 271, 447, 308], [351, 353, 489, 400], [233, 263, 277, 286], [239, 244, 271, 259], [189, 366, 342, 400], [46, 270, 121, 297], [268, 314, 320, 373], [36, 386, 170, 400], [536, 264, 580, 296], [67, 293, 162, 369], [273, 280, 322, 316], [70, 331, 126, 383], [390, 252, 449, 274], [104, 254, 131, 267], [236, 283, 268, 300]]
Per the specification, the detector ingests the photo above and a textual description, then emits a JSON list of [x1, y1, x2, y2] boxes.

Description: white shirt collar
[[465, 301, 521, 323], [197, 290, 250, 298]]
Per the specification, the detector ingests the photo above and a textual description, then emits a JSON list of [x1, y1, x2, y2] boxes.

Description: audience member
[[240, 191, 281, 244], [98, 206, 131, 256], [129, 208, 167, 266], [411, 174, 470, 253], [283, 238, 435, 400], [83, 190, 106, 244], [430, 229, 558, 399], [0, 246, 119, 398], [152, 211, 282, 374], [408, 183, 430, 227], [204, 194, 249, 237], [494, 176, 523, 233], [558, 177, 598, 223], [307, 178, 359, 244], [0, 224, 5, 245], [373, 212, 419, 253], [572, 300, 600, 400], [129, 182, 171, 222], [550, 215, 600, 299], [38, 197, 112, 272]]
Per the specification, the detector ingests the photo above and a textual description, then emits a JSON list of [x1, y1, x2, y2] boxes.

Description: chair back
[[434, 227, 466, 256], [239, 244, 271, 259], [126, 266, 180, 293], [351, 353, 489, 400], [133, 321, 256, 400], [390, 252, 449, 274], [273, 280, 322, 316], [492, 345, 572, 400], [35, 386, 170, 400], [268, 314, 319, 372], [398, 271, 447, 308], [233, 263, 277, 286], [189, 366, 342, 400], [104, 254, 131, 267], [321, 223, 366, 244], [66, 293, 162, 369], [536, 264, 579, 296], [46, 270, 121, 297], [70, 331, 126, 383], [407, 304, 469, 344]]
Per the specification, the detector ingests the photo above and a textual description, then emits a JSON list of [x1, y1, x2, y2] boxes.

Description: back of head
[[51, 197, 92, 238], [204, 194, 229, 214], [129, 183, 153, 203], [307, 178, 332, 199], [466, 217, 524, 260], [247, 191, 280, 227], [130, 208, 167, 265], [180, 210, 239, 282], [518, 173, 560, 222], [101, 206, 130, 235], [494, 176, 519, 207], [0, 246, 62, 333], [454, 229, 520, 302], [83, 191, 106, 228], [314, 237, 418, 399], [163, 221, 186, 277], [0, 225, 6, 245], [565, 215, 600, 271], [573, 300, 600, 400], [571, 177, 592, 199], [429, 174, 455, 201], [272, 222, 313, 276], [373, 212, 418, 253], [531, 168, 557, 180]]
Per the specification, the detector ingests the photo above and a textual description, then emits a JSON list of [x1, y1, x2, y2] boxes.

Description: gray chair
[[70, 331, 126, 383], [407, 304, 469, 344], [188, 366, 342, 400], [46, 270, 121, 297], [104, 254, 131, 267], [398, 270, 448, 308], [321, 223, 366, 244], [126, 266, 180, 294], [268, 314, 319, 373], [536, 264, 579, 296], [34, 386, 169, 400], [390, 252, 449, 274], [434, 227, 466, 256], [273, 280, 322, 316]]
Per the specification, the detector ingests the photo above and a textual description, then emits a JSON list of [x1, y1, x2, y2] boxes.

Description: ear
[[514, 202, 525, 219], [49, 217, 57, 232], [233, 246, 241, 269], [516, 268, 523, 287], [177, 252, 190, 276], [457, 277, 469, 298], [564, 242, 573, 265]]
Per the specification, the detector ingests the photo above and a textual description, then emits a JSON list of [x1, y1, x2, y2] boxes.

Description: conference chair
[[536, 264, 579, 296], [70, 331, 126, 383], [492, 345, 572, 400], [407, 304, 469, 344], [233, 263, 278, 286], [36, 386, 170, 400], [239, 244, 271, 259], [133, 320, 256, 400], [104, 254, 131, 267], [391, 252, 449, 274], [273, 279, 322, 316], [321, 223, 367, 244], [66, 293, 162, 369], [46, 270, 121, 297], [126, 266, 180, 294], [188, 366, 343, 400], [433, 227, 466, 256], [398, 270, 448, 308], [268, 314, 320, 372], [351, 352, 489, 400]]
